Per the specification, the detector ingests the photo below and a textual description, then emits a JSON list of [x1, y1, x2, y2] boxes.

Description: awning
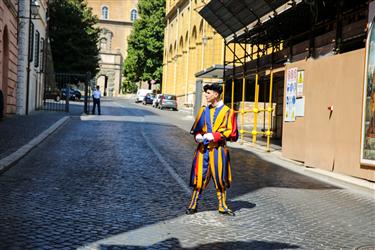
[[195, 64, 233, 78], [199, 0, 302, 42]]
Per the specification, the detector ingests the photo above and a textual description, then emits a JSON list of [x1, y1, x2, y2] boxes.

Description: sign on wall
[[297, 70, 304, 97], [285, 67, 297, 122], [361, 16, 375, 165]]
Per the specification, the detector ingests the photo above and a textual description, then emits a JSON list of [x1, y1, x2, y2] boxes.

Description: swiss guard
[[186, 83, 238, 216]]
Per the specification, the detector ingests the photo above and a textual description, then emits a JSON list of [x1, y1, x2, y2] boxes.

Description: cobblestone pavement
[[0, 102, 83, 159], [0, 98, 374, 250]]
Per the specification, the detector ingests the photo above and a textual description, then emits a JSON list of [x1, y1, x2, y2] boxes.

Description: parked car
[[44, 88, 61, 102], [71, 88, 82, 101], [61, 88, 82, 101], [159, 94, 177, 111], [143, 93, 155, 105], [136, 89, 152, 103], [152, 94, 162, 108]]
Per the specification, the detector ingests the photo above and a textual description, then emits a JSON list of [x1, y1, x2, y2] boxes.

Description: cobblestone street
[[0, 98, 374, 249]]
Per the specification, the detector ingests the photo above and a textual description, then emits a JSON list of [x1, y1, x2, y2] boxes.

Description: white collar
[[209, 100, 223, 109], [215, 100, 224, 108]]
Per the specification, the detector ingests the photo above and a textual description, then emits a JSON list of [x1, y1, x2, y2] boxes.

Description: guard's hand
[[203, 133, 214, 141], [195, 134, 204, 143]]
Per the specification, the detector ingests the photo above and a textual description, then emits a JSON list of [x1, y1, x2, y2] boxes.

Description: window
[[34, 31, 40, 67], [40, 38, 44, 72], [131, 9, 137, 21], [102, 6, 109, 19], [29, 23, 34, 62], [100, 38, 107, 50]]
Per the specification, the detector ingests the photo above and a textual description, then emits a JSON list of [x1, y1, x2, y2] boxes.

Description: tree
[[122, 78, 138, 93], [48, 0, 100, 75], [123, 0, 165, 88]]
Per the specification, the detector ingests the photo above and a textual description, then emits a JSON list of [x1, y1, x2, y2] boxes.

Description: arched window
[[131, 9, 138, 21], [100, 38, 107, 51], [102, 6, 109, 19]]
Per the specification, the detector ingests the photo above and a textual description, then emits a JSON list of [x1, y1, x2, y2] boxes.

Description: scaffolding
[[222, 41, 283, 151], [199, 0, 368, 151]]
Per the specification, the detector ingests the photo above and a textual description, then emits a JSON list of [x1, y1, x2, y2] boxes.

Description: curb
[[270, 150, 375, 193], [230, 142, 375, 194], [303, 167, 375, 193], [0, 116, 70, 174]]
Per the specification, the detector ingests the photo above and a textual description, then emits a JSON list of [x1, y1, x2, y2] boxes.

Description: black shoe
[[219, 209, 235, 216], [185, 208, 197, 215]]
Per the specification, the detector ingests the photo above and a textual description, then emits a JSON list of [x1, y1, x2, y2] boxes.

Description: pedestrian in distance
[[92, 85, 101, 115], [186, 83, 238, 216]]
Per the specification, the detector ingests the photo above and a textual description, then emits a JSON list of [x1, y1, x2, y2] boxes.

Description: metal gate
[[37, 72, 92, 113]]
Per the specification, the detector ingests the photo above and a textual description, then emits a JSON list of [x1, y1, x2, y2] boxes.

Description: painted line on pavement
[[141, 129, 191, 195], [116, 100, 191, 194], [0, 116, 70, 173]]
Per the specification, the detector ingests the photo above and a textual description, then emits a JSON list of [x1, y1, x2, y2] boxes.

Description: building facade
[[162, 0, 227, 110], [0, 0, 18, 116], [86, 0, 138, 96], [17, 0, 48, 115]]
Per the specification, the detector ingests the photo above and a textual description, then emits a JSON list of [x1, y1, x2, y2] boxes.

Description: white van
[[135, 89, 152, 103]]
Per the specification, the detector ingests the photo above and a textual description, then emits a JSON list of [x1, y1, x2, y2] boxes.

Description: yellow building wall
[[163, 0, 224, 107], [86, 0, 138, 58]]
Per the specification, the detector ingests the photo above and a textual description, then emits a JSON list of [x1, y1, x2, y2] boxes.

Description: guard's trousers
[[188, 156, 230, 212]]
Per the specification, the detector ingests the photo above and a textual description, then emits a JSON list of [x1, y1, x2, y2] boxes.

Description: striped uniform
[[188, 103, 238, 212]]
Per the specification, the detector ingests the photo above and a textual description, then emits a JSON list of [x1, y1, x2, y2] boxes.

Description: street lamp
[[31, 0, 40, 17], [202, 36, 208, 45]]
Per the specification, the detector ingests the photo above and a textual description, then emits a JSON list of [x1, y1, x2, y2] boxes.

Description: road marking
[[141, 129, 191, 195], [116, 100, 191, 195], [80, 115, 144, 122]]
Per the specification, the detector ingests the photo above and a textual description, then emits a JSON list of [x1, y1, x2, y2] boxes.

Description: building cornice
[[165, 0, 189, 21], [3, 0, 17, 18], [100, 51, 122, 56], [99, 19, 133, 26]]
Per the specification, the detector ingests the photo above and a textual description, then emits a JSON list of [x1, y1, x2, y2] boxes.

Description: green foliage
[[48, 0, 100, 75], [123, 0, 165, 85], [122, 79, 138, 94]]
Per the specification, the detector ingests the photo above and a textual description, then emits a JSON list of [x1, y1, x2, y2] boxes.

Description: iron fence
[[37, 72, 93, 114]]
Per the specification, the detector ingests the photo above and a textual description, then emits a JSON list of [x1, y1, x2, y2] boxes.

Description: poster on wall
[[295, 97, 305, 117], [361, 17, 375, 165], [297, 70, 304, 97], [285, 67, 298, 122]]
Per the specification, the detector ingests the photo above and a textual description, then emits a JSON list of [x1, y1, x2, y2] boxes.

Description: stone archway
[[96, 74, 109, 96], [96, 70, 116, 96], [1, 26, 9, 117]]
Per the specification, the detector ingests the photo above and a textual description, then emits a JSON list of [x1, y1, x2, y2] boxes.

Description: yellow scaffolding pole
[[231, 78, 235, 110], [240, 76, 246, 143], [252, 74, 259, 144], [266, 71, 274, 151]]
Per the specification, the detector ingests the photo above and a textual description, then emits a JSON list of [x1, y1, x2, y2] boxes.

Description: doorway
[[1, 27, 9, 117], [97, 75, 108, 96]]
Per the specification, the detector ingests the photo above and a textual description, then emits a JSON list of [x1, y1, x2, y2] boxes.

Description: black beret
[[203, 83, 223, 95]]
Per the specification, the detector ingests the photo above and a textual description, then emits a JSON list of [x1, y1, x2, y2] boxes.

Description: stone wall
[[0, 0, 18, 115]]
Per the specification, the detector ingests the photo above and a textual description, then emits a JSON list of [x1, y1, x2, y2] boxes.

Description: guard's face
[[205, 89, 219, 103]]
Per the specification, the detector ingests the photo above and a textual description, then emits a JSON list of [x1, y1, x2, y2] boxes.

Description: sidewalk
[[0, 103, 84, 173]]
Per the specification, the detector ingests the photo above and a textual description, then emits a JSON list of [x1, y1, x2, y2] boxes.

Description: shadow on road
[[99, 238, 300, 249]]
